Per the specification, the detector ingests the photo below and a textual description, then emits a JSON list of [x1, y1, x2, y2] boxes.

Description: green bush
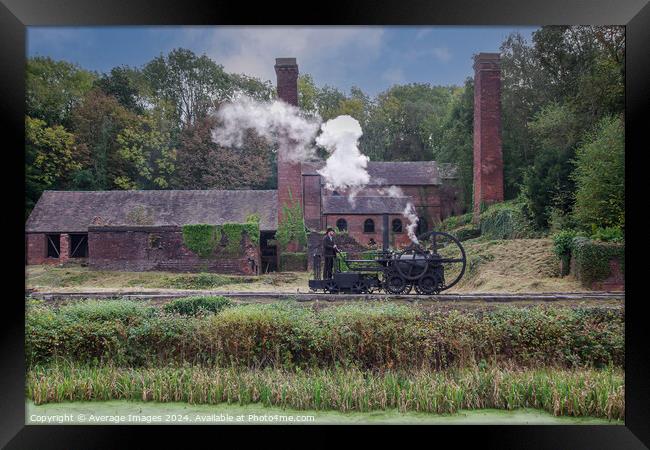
[[280, 252, 307, 271], [590, 226, 624, 243], [479, 201, 536, 240], [572, 115, 625, 231], [552, 229, 582, 275], [552, 230, 580, 258], [56, 300, 153, 322], [26, 302, 624, 370], [162, 273, 257, 290], [453, 224, 481, 241], [163, 296, 233, 316], [438, 212, 473, 232], [572, 237, 624, 287]]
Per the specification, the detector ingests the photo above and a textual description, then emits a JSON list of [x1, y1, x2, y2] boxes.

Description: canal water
[[26, 400, 622, 425]]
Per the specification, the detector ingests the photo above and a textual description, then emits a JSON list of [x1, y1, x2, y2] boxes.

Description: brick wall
[[303, 174, 322, 230], [323, 214, 413, 249], [275, 58, 304, 254], [473, 53, 504, 217], [26, 233, 50, 265], [88, 226, 260, 274]]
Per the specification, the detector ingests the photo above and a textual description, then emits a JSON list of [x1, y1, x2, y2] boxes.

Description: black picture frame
[[2, 0, 647, 447]]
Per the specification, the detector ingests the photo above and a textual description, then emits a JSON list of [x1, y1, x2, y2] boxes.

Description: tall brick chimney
[[473, 53, 504, 220], [274, 57, 303, 252]]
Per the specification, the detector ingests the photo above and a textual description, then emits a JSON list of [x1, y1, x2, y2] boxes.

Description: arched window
[[416, 217, 428, 235], [336, 218, 347, 232], [392, 218, 403, 233], [364, 218, 375, 233]]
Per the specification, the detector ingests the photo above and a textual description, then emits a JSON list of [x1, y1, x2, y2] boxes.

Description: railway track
[[27, 289, 625, 303]]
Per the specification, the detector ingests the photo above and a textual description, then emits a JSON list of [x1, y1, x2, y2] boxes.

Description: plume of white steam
[[377, 185, 404, 198], [211, 96, 321, 162], [315, 115, 370, 200], [403, 202, 420, 244], [378, 185, 420, 244], [211, 98, 421, 244]]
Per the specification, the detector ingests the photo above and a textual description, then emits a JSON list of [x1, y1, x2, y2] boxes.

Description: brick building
[[25, 54, 503, 274]]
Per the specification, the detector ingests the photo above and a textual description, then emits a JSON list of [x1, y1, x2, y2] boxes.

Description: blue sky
[[27, 26, 538, 96]]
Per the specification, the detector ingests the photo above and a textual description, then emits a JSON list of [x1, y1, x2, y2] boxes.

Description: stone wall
[[88, 226, 260, 274]]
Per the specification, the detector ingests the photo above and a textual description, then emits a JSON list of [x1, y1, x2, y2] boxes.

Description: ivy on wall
[[182, 224, 219, 258], [276, 190, 307, 251], [182, 219, 260, 258]]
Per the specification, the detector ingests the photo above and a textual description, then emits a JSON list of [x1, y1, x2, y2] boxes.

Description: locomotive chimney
[[382, 213, 389, 252]]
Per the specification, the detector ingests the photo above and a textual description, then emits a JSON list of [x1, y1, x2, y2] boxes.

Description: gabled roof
[[25, 190, 278, 233], [322, 196, 411, 215], [301, 161, 454, 185]]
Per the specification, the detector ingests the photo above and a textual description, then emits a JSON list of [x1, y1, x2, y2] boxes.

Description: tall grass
[[26, 363, 624, 420], [26, 301, 624, 370]]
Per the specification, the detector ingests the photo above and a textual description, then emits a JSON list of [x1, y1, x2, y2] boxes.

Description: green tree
[[439, 78, 474, 210], [70, 89, 138, 190], [26, 57, 96, 127], [94, 66, 146, 114], [521, 103, 580, 229], [115, 112, 177, 189], [25, 116, 80, 216], [142, 48, 231, 128], [362, 83, 454, 162], [572, 115, 624, 231], [175, 115, 272, 190]]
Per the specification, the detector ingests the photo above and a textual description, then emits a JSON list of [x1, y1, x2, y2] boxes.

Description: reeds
[[27, 363, 624, 420]]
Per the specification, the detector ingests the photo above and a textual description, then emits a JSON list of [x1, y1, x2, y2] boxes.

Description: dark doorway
[[46, 234, 60, 258], [70, 233, 88, 258], [260, 231, 278, 273], [417, 217, 428, 236]]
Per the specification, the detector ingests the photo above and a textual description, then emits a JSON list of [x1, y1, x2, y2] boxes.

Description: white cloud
[[404, 46, 452, 64], [176, 26, 385, 84], [381, 67, 404, 84], [431, 47, 452, 63]]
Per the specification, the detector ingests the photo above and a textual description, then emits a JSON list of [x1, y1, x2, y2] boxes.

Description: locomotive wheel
[[416, 230, 467, 292], [394, 247, 429, 281], [324, 279, 339, 294], [351, 280, 367, 294], [415, 274, 439, 295], [384, 272, 409, 295]]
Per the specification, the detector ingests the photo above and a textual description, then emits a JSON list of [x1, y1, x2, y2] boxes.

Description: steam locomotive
[[308, 224, 467, 295]]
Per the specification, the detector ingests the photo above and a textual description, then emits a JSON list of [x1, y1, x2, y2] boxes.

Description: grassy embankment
[[26, 238, 587, 293]]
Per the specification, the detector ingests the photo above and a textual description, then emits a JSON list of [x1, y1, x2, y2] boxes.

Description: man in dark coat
[[323, 227, 339, 279]]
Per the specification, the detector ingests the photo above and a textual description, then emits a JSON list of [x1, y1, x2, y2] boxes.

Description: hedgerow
[[163, 296, 233, 316], [26, 301, 624, 370], [572, 237, 625, 287]]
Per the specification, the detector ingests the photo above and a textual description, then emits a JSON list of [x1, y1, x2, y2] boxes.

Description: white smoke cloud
[[316, 115, 370, 194], [212, 99, 421, 245], [211, 96, 321, 162], [403, 203, 420, 245]]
